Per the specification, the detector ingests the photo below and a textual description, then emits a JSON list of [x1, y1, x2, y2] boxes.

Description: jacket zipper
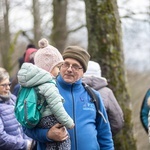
[[71, 84, 77, 150]]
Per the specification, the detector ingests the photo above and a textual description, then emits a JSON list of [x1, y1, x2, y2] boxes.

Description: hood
[[82, 76, 108, 91], [17, 63, 53, 87], [24, 48, 37, 62], [84, 61, 101, 77]]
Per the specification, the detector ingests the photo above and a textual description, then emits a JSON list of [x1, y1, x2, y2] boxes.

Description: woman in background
[[82, 60, 124, 136], [0, 67, 33, 150]]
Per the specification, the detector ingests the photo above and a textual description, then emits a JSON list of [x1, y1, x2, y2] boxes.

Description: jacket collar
[[56, 75, 82, 91]]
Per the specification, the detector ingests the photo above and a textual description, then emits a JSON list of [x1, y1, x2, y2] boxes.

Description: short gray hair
[[0, 67, 9, 82]]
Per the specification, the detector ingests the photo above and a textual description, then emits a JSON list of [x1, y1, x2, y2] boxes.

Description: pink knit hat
[[34, 38, 64, 72]]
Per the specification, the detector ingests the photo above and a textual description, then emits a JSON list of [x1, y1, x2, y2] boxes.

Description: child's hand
[[69, 123, 75, 129]]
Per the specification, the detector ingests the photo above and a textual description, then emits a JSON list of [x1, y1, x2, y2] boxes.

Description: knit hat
[[62, 46, 90, 72], [24, 48, 37, 63], [34, 38, 64, 72], [84, 61, 101, 77]]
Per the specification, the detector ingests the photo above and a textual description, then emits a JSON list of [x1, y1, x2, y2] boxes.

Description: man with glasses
[[23, 46, 114, 150]]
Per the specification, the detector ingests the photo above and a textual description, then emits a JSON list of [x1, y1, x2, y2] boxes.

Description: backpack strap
[[82, 82, 107, 123], [34, 87, 46, 112]]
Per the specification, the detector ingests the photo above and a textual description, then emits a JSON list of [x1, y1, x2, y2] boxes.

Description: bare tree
[[84, 0, 136, 149], [0, 0, 4, 66], [50, 0, 68, 53], [0, 0, 11, 72], [32, 0, 42, 46]]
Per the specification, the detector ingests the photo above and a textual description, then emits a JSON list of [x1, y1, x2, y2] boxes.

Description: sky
[[118, 0, 150, 72]]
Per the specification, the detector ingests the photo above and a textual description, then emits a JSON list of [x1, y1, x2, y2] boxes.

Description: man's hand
[[47, 123, 69, 141]]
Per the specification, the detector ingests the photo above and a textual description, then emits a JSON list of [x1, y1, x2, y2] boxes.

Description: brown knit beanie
[[62, 46, 90, 72], [34, 38, 64, 72]]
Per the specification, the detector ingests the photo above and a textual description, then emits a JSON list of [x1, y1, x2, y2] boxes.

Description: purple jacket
[[0, 93, 30, 150]]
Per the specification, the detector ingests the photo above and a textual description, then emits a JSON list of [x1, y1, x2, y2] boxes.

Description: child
[[17, 38, 74, 150]]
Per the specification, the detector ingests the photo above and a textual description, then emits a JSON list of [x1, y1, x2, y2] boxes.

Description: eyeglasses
[[61, 62, 83, 71], [0, 83, 11, 88], [56, 64, 63, 70]]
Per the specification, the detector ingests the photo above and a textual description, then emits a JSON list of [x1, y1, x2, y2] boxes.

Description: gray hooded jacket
[[82, 76, 124, 136]]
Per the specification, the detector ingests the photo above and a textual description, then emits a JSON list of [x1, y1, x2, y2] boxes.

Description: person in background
[[0, 67, 33, 150], [22, 45, 114, 150], [18, 44, 37, 68], [82, 60, 124, 136], [24, 46, 38, 64], [140, 89, 150, 133], [18, 38, 74, 150], [10, 44, 37, 95], [148, 95, 150, 142], [11, 46, 38, 96]]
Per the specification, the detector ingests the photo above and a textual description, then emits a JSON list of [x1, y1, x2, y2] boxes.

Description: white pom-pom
[[38, 38, 49, 48]]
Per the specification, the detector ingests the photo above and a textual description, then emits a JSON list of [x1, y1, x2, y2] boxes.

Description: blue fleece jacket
[[23, 74, 114, 150], [140, 88, 150, 133]]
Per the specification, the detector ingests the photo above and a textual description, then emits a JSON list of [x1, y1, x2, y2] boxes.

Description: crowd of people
[[0, 38, 127, 150]]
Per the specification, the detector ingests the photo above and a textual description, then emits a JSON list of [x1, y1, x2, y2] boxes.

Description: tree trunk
[[84, 0, 137, 149], [0, 0, 4, 66], [51, 0, 68, 53], [0, 0, 11, 72], [32, 0, 42, 47]]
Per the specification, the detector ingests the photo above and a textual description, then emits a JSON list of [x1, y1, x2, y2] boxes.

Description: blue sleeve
[[23, 127, 51, 143], [13, 84, 20, 97], [95, 92, 114, 150], [140, 89, 150, 133]]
